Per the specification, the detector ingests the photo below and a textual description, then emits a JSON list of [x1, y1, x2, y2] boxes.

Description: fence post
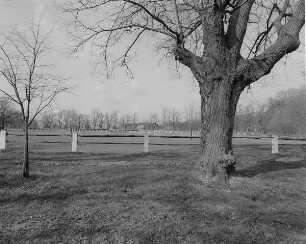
[[0, 130, 6, 151], [272, 135, 278, 154], [144, 134, 149, 153], [72, 132, 78, 152]]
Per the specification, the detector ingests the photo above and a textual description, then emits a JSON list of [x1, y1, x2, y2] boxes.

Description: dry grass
[[0, 132, 306, 243]]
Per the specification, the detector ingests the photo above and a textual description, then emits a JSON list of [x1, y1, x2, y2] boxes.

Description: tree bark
[[198, 80, 241, 181], [22, 119, 29, 178]]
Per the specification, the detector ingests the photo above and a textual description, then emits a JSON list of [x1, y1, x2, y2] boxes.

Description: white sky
[[0, 0, 305, 120]]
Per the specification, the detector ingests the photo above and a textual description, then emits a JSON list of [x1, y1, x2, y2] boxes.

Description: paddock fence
[[1, 129, 305, 154]]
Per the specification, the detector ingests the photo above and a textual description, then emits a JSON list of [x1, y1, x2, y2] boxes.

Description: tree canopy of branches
[[61, 0, 305, 181], [0, 21, 69, 178]]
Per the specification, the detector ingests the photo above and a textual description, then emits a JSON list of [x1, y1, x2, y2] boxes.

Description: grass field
[[0, 131, 306, 243]]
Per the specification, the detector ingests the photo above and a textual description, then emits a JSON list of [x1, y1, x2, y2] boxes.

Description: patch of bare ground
[[0, 138, 305, 243]]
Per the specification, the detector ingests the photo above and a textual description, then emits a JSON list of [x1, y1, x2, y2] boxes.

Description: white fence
[[1, 129, 304, 154]]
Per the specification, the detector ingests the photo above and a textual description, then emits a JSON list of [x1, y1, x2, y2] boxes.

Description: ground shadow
[[0, 186, 88, 205], [236, 158, 306, 177], [0, 173, 53, 189], [32, 151, 186, 163]]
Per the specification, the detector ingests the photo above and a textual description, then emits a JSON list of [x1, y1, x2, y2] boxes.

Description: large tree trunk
[[198, 81, 241, 181], [22, 119, 29, 178], [171, 0, 304, 183]]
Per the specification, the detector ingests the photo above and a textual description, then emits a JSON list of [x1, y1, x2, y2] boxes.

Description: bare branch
[[226, 0, 255, 54], [235, 0, 305, 89], [0, 21, 70, 126]]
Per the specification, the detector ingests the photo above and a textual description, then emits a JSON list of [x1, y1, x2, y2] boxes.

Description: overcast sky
[[0, 0, 305, 119]]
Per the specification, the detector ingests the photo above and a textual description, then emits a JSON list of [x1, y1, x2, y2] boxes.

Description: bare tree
[[244, 104, 256, 133], [120, 113, 131, 132], [255, 104, 267, 134], [82, 114, 91, 131], [171, 106, 180, 130], [76, 113, 87, 131], [161, 106, 180, 130], [0, 97, 14, 130], [0, 21, 69, 178], [61, 0, 305, 181], [149, 113, 159, 130], [90, 108, 101, 130], [62, 109, 78, 133], [161, 107, 169, 129], [55, 110, 65, 130], [105, 110, 119, 131], [97, 111, 104, 130], [185, 101, 197, 138], [132, 112, 137, 130], [41, 110, 55, 130]]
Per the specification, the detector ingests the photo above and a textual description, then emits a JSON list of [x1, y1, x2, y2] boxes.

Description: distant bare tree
[[97, 111, 104, 130], [120, 113, 131, 132], [82, 114, 91, 131], [149, 113, 159, 130], [171, 106, 180, 130], [267, 86, 306, 135], [0, 97, 14, 130], [255, 104, 267, 134], [132, 112, 137, 130], [62, 109, 78, 133], [161, 107, 169, 129], [56, 110, 65, 130], [106, 110, 119, 130], [90, 108, 101, 130], [244, 104, 256, 133], [41, 110, 55, 130], [76, 113, 87, 131], [160, 107, 180, 130], [0, 21, 69, 178], [185, 101, 197, 138]]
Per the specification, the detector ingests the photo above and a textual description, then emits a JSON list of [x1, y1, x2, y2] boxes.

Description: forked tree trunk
[[22, 119, 29, 178], [198, 80, 241, 181]]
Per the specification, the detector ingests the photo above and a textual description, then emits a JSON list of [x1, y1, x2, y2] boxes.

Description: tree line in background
[[235, 85, 306, 136], [1, 85, 305, 136], [0, 97, 39, 130], [0, 102, 201, 133]]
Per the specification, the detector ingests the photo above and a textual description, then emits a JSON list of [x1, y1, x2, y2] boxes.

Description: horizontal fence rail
[[6, 132, 306, 141]]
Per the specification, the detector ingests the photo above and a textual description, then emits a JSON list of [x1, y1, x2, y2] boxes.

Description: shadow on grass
[[32, 151, 186, 163], [236, 159, 306, 177], [0, 186, 88, 205], [0, 173, 53, 189]]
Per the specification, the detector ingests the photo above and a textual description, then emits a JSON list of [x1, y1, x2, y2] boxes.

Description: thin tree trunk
[[198, 81, 240, 181], [22, 119, 29, 178]]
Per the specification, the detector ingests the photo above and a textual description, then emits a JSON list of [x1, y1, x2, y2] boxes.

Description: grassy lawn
[[0, 132, 306, 243]]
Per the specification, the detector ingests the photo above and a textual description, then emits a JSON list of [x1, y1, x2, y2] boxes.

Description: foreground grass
[[0, 141, 306, 243]]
